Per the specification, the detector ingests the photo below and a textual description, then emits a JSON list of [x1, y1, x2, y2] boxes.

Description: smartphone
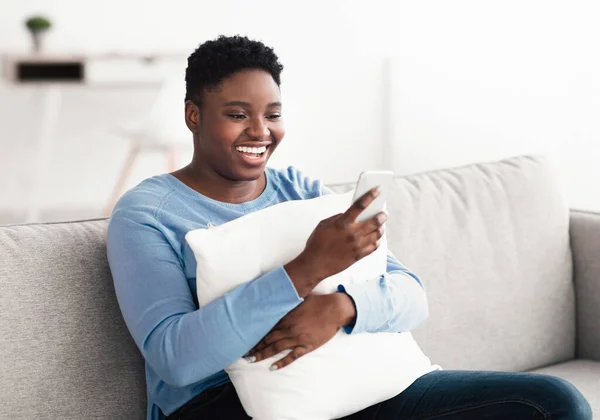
[[352, 170, 394, 223]]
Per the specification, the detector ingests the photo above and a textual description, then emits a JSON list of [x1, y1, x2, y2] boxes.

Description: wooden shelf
[[1, 52, 186, 86]]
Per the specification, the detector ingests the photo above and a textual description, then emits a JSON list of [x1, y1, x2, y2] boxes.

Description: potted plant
[[25, 16, 52, 53]]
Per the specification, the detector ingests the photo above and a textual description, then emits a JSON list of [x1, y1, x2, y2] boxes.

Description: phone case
[[352, 171, 394, 222]]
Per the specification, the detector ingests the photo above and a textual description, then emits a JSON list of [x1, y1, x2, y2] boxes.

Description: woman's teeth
[[236, 146, 267, 155]]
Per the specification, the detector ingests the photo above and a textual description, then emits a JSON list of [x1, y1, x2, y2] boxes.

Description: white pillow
[[185, 192, 435, 420]]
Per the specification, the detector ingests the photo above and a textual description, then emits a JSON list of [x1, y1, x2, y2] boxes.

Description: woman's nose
[[246, 118, 269, 139]]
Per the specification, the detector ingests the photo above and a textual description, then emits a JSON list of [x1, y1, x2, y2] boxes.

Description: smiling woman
[[172, 38, 285, 203], [106, 35, 592, 420]]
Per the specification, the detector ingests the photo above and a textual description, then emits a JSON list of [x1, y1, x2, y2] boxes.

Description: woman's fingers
[[348, 212, 385, 258], [357, 226, 384, 248], [356, 211, 387, 236], [270, 345, 310, 371], [342, 187, 380, 223], [249, 329, 288, 355], [250, 338, 298, 363]]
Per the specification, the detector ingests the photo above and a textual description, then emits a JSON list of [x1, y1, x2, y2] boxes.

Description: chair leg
[[104, 146, 140, 217]]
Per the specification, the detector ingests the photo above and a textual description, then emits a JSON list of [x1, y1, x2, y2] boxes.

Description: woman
[[107, 35, 592, 420]]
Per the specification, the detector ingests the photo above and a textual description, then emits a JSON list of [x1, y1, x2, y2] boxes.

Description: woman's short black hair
[[185, 35, 284, 105]]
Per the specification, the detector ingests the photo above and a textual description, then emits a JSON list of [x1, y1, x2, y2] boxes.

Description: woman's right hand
[[284, 187, 387, 297]]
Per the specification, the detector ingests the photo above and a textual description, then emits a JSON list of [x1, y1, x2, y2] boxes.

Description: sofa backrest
[[0, 220, 146, 419], [331, 155, 575, 372]]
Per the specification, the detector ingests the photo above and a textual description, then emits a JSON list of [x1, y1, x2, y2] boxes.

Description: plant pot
[[30, 31, 46, 53]]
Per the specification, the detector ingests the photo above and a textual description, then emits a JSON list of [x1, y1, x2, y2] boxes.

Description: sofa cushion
[[529, 360, 600, 417], [329, 155, 575, 372], [0, 220, 146, 419]]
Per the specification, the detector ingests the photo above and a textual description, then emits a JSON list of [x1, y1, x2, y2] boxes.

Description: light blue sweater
[[106, 166, 428, 420]]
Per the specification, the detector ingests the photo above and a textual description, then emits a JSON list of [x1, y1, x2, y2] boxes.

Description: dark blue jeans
[[168, 370, 593, 420]]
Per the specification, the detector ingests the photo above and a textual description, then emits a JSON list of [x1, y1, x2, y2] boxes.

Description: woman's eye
[[228, 114, 246, 120], [267, 114, 282, 120]]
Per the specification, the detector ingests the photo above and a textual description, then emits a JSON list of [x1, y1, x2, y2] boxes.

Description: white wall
[[1, 0, 599, 221], [0, 0, 387, 216], [353, 1, 600, 209]]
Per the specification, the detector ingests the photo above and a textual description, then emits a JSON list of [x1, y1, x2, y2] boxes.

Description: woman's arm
[[338, 252, 428, 334], [107, 211, 303, 388], [247, 252, 428, 369]]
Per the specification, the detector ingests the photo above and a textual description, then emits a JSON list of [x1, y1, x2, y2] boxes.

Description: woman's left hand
[[248, 293, 356, 370]]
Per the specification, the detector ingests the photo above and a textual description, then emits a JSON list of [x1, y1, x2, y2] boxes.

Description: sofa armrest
[[570, 209, 600, 361]]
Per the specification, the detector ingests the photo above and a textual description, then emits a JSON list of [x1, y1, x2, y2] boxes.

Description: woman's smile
[[234, 143, 271, 166]]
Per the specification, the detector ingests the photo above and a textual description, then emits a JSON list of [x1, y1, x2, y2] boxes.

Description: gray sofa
[[1, 155, 599, 419]]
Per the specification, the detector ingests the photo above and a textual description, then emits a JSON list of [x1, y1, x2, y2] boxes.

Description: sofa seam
[[570, 209, 600, 217], [1, 216, 109, 228]]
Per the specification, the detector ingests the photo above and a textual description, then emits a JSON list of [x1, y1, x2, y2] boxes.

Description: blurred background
[[1, 0, 599, 225]]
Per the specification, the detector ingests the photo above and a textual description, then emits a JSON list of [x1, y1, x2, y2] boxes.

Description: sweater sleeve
[[338, 252, 428, 334], [106, 210, 303, 388]]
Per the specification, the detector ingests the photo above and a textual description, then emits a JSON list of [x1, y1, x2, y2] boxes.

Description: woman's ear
[[185, 100, 200, 132]]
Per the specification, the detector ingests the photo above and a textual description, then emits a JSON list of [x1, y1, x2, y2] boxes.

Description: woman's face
[[186, 69, 284, 182]]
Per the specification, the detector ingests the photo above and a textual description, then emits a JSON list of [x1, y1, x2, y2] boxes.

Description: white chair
[[104, 78, 192, 216]]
